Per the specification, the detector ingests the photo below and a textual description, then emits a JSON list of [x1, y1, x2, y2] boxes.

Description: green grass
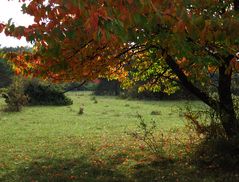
[[0, 92, 238, 182]]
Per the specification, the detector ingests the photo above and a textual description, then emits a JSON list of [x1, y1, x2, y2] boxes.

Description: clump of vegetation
[[184, 106, 225, 139], [78, 106, 84, 115], [193, 135, 239, 170], [24, 79, 73, 106], [127, 114, 167, 159], [150, 111, 161, 115], [0, 58, 13, 88], [127, 113, 198, 163], [1, 77, 73, 111], [91, 96, 98, 104], [2, 77, 28, 112], [184, 104, 239, 170]]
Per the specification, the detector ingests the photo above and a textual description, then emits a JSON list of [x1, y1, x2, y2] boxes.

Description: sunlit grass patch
[[1, 92, 238, 181]]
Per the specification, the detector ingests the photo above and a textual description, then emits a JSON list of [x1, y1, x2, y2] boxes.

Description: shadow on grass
[[1, 155, 239, 182], [1, 156, 128, 182], [132, 158, 239, 182]]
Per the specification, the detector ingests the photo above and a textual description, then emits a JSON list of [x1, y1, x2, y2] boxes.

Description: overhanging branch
[[62, 80, 87, 94]]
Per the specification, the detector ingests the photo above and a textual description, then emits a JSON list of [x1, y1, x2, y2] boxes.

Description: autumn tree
[[1, 0, 239, 138]]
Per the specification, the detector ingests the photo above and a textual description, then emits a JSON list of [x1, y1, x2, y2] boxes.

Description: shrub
[[127, 114, 167, 159], [183, 103, 226, 139], [193, 135, 239, 170], [150, 111, 162, 115], [94, 78, 121, 96], [2, 77, 28, 112], [78, 106, 84, 115], [24, 79, 73, 106], [0, 58, 13, 88], [183, 103, 239, 170]]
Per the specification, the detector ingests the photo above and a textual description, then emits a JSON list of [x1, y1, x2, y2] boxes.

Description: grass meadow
[[0, 92, 238, 182]]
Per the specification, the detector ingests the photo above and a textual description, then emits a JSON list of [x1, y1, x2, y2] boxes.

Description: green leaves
[[105, 19, 127, 41], [133, 13, 147, 26]]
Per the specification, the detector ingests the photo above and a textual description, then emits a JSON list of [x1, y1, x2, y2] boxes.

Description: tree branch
[[62, 80, 87, 94], [162, 49, 220, 112]]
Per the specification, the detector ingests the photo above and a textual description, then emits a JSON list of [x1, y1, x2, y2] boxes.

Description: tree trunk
[[164, 54, 219, 111], [218, 57, 239, 137], [234, 0, 239, 11], [164, 53, 239, 138]]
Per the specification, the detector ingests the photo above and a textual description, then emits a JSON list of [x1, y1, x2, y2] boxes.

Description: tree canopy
[[1, 0, 239, 137]]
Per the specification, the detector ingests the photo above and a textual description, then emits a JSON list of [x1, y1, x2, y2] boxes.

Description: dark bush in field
[[184, 103, 239, 170], [24, 79, 73, 106], [2, 77, 28, 112], [0, 58, 13, 88], [94, 78, 121, 96], [193, 136, 239, 170]]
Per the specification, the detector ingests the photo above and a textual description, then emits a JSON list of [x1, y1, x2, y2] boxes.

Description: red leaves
[[85, 6, 111, 34], [173, 20, 187, 33], [127, 0, 134, 4], [226, 57, 239, 74], [4, 0, 238, 85], [0, 23, 5, 33], [89, 12, 99, 32]]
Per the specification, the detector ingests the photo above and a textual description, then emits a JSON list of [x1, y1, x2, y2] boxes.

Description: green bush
[[2, 77, 28, 112], [24, 79, 73, 106]]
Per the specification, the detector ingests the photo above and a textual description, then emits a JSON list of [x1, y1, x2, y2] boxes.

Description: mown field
[[0, 92, 238, 182]]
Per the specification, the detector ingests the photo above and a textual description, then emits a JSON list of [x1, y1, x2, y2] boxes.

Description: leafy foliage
[[2, 0, 239, 137], [4, 1, 238, 85], [3, 0, 238, 97]]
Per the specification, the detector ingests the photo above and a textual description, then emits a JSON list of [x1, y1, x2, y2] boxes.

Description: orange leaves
[[85, 6, 111, 35], [98, 7, 110, 21], [176, 57, 189, 68], [3, 0, 238, 87], [108, 66, 128, 82], [226, 57, 239, 74], [127, 0, 134, 4], [208, 66, 217, 74], [14, 67, 22, 75]]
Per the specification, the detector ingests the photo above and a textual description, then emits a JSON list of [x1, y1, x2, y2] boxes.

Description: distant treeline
[[1, 47, 239, 100], [93, 78, 197, 100]]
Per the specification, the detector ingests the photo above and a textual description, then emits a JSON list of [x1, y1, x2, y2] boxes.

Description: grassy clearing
[[0, 92, 238, 181]]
